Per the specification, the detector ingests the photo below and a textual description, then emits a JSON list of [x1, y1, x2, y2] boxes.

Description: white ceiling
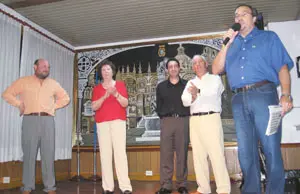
[[1, 0, 300, 49]]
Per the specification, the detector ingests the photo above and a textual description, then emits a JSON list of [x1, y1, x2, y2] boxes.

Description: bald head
[[192, 55, 208, 77], [192, 55, 207, 64], [34, 59, 50, 79]]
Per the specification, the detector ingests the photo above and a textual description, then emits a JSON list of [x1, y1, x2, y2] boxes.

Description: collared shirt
[[156, 78, 190, 117], [2, 75, 70, 116], [225, 27, 294, 90], [181, 73, 224, 114]]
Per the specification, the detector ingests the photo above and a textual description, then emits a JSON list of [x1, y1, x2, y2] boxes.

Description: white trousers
[[190, 113, 231, 194], [97, 119, 132, 192]]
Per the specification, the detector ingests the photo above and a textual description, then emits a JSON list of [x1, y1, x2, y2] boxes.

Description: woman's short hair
[[98, 59, 117, 80]]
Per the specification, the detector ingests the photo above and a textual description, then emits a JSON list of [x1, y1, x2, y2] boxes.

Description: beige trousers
[[190, 113, 230, 194], [97, 119, 132, 192]]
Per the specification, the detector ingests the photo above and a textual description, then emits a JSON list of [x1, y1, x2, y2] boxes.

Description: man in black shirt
[[155, 58, 190, 194]]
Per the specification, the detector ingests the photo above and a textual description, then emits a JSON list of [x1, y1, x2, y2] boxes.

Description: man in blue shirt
[[212, 4, 294, 194]]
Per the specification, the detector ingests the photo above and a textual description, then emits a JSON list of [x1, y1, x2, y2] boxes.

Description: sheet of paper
[[266, 105, 282, 136]]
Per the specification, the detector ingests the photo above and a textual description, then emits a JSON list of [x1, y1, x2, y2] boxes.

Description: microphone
[[223, 23, 241, 45]]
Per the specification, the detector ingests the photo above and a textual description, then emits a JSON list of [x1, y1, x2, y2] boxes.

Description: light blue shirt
[[225, 27, 294, 90]]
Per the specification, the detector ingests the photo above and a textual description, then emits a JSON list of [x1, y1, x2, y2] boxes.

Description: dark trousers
[[160, 117, 189, 190]]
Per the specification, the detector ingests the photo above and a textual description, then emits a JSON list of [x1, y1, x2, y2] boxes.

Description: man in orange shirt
[[2, 59, 70, 194]]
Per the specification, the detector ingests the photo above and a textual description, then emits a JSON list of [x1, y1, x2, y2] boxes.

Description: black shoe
[[178, 187, 189, 194], [122, 190, 132, 194], [103, 190, 114, 194], [155, 188, 172, 194]]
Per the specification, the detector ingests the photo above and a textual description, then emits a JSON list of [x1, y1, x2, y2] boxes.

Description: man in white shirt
[[181, 55, 230, 194]]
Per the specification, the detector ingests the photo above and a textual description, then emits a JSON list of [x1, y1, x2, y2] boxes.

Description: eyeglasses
[[234, 12, 252, 19]]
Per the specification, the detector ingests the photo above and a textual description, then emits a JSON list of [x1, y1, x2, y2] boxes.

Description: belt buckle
[[174, 113, 179, 118], [38, 112, 41, 116]]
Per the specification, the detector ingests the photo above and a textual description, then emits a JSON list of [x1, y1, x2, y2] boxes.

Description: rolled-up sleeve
[[2, 79, 23, 107], [54, 83, 70, 109]]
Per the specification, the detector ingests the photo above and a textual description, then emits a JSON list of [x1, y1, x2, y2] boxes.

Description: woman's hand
[[103, 91, 110, 100], [106, 86, 117, 97]]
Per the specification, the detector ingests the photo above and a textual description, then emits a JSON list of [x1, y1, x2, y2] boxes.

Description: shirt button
[[241, 76, 244, 80], [242, 57, 245, 59], [242, 48, 246, 50], [244, 40, 247, 42], [241, 66, 244, 69]]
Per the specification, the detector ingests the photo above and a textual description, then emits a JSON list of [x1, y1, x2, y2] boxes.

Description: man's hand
[[19, 102, 25, 116], [280, 95, 293, 116], [223, 29, 239, 47], [188, 82, 199, 102], [188, 82, 199, 96]]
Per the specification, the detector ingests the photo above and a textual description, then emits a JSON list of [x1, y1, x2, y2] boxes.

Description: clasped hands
[[103, 86, 119, 99]]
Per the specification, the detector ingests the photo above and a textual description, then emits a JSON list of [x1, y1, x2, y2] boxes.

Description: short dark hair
[[165, 58, 180, 69], [98, 59, 117, 80], [235, 4, 258, 17], [34, 59, 41, 66]]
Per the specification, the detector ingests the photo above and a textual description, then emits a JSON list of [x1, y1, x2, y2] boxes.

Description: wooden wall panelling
[[70, 145, 300, 182], [0, 160, 70, 190], [3, 144, 299, 190]]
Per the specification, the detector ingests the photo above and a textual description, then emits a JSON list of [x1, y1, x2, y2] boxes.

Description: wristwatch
[[281, 93, 293, 101]]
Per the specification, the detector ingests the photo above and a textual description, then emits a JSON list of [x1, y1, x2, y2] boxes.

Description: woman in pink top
[[92, 60, 132, 194]]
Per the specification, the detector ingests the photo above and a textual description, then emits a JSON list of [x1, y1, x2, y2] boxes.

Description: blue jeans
[[232, 83, 284, 194]]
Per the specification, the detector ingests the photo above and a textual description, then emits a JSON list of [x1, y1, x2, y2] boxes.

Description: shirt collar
[[167, 77, 183, 87], [195, 72, 209, 81], [32, 74, 49, 82], [238, 26, 260, 40]]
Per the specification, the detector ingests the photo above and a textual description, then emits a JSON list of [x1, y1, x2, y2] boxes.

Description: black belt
[[24, 112, 51, 116], [192, 111, 218, 116], [233, 80, 271, 93], [161, 113, 190, 118]]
